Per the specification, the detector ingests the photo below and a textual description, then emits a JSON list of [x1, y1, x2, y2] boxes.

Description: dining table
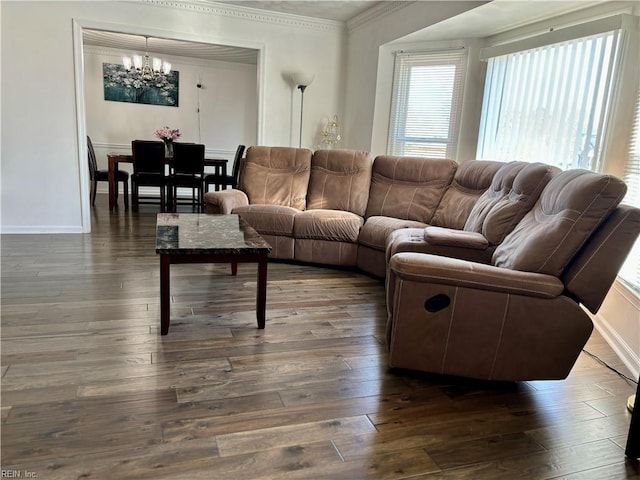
[[107, 154, 228, 211]]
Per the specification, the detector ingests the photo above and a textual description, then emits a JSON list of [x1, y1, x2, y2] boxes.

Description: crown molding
[[347, 1, 413, 33], [83, 46, 257, 68], [141, 0, 345, 33]]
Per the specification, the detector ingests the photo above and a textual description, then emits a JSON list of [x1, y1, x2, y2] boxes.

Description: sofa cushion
[[464, 162, 526, 232], [294, 209, 364, 243], [239, 146, 312, 211], [386, 228, 495, 266], [233, 204, 299, 236], [365, 156, 457, 222], [306, 149, 373, 216], [261, 234, 295, 260], [431, 160, 503, 230], [295, 239, 359, 266], [424, 226, 489, 249], [492, 169, 627, 276], [358, 216, 428, 251], [465, 162, 556, 245]]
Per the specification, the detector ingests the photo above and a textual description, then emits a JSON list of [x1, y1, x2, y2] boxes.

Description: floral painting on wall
[[102, 63, 179, 107]]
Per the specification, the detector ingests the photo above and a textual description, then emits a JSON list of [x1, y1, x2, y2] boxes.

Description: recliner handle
[[424, 294, 451, 313]]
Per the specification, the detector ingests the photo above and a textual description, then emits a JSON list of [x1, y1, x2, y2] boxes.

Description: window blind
[[477, 30, 622, 171], [388, 49, 466, 158], [619, 92, 640, 292], [479, 14, 633, 60]]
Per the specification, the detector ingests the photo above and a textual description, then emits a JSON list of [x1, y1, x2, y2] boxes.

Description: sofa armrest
[[386, 252, 592, 381], [203, 189, 249, 214], [424, 226, 489, 250], [389, 252, 563, 298]]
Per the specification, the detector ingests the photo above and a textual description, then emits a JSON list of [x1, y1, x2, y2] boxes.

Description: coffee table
[[155, 213, 272, 335]]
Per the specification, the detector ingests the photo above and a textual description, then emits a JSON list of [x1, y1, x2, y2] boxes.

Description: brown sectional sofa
[[357, 157, 508, 277], [204, 146, 640, 381], [204, 147, 375, 265]]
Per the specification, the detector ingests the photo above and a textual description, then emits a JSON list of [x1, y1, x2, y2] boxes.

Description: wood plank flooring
[[1, 194, 638, 479]]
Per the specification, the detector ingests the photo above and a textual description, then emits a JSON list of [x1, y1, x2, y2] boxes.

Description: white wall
[[343, 1, 488, 153], [1, 0, 345, 233], [595, 283, 640, 378], [84, 46, 258, 186]]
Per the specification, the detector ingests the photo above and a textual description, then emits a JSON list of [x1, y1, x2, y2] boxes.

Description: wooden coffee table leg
[[231, 262, 238, 276], [256, 255, 268, 329], [160, 254, 171, 335]]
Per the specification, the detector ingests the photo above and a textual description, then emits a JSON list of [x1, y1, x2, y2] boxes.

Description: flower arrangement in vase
[[154, 126, 181, 156]]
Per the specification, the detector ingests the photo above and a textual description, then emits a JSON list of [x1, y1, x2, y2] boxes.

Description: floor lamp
[[291, 73, 315, 148]]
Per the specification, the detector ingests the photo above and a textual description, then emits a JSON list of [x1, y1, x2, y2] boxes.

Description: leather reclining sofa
[[204, 146, 640, 381]]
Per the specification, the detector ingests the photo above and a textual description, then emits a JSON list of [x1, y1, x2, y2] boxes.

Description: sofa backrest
[[492, 169, 627, 276], [464, 161, 557, 245], [365, 156, 457, 222], [562, 204, 640, 313], [240, 146, 312, 210], [307, 149, 373, 216], [430, 160, 504, 229]]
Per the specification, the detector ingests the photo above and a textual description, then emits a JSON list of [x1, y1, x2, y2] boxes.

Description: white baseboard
[[1, 225, 85, 234], [590, 281, 640, 379], [593, 318, 640, 379], [97, 186, 211, 196]]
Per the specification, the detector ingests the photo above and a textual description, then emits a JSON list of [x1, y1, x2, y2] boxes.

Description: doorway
[[73, 20, 263, 231]]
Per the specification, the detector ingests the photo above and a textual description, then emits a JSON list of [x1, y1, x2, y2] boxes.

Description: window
[[388, 50, 466, 159], [619, 92, 640, 292], [476, 14, 637, 291], [477, 29, 622, 171]]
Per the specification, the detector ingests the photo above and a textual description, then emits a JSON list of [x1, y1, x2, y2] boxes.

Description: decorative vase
[[164, 140, 173, 157]]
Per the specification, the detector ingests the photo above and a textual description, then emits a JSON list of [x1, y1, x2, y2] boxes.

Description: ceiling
[[82, 1, 608, 64], [396, 0, 606, 42], [216, 0, 386, 22], [82, 1, 388, 64]]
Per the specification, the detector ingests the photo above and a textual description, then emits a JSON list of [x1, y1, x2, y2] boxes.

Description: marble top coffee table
[[155, 213, 272, 335]]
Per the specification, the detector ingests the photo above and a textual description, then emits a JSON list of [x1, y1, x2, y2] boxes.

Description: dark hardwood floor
[[1, 194, 638, 479]]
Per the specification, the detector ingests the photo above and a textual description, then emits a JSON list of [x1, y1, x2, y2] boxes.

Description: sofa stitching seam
[[488, 294, 509, 379]]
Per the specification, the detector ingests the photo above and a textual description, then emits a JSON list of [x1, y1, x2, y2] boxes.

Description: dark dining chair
[[131, 140, 168, 212], [88, 136, 129, 208], [170, 142, 206, 212], [204, 144, 245, 192]]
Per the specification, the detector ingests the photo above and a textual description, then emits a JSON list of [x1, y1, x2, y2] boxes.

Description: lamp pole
[[298, 84, 308, 148], [291, 73, 313, 148]]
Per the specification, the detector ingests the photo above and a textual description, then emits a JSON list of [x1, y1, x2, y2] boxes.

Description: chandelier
[[122, 36, 171, 81], [320, 115, 341, 148]]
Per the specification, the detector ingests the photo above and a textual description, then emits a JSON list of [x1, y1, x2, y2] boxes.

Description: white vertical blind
[[388, 50, 466, 158], [477, 30, 621, 171], [619, 92, 640, 291]]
